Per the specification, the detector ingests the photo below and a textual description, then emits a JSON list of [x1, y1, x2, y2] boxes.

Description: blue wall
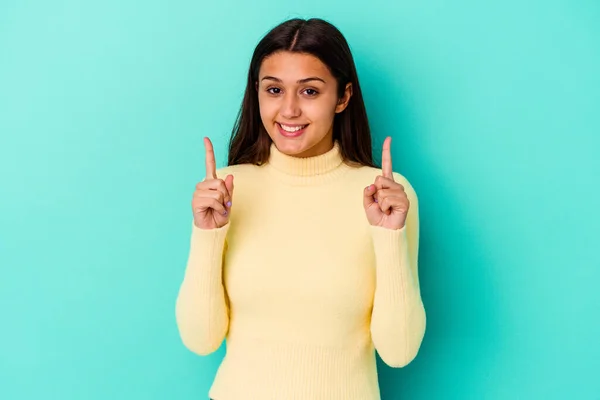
[[1, 0, 598, 398]]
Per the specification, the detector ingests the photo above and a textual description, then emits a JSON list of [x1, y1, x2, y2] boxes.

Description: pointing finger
[[382, 136, 394, 180], [204, 137, 217, 179]]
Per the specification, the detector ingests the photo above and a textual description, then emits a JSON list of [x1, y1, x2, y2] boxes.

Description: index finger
[[204, 137, 217, 179], [382, 136, 394, 180]]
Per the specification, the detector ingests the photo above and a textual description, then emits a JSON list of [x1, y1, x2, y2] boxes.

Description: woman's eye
[[266, 87, 318, 96]]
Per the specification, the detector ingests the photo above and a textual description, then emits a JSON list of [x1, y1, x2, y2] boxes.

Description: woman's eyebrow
[[261, 76, 326, 84]]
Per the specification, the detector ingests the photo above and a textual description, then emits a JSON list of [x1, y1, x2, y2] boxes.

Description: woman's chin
[[269, 130, 332, 158], [273, 139, 306, 156]]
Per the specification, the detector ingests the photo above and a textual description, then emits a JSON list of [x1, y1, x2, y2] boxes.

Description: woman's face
[[257, 51, 352, 158]]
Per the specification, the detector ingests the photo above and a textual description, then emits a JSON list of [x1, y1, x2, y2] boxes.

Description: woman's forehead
[[259, 51, 332, 83]]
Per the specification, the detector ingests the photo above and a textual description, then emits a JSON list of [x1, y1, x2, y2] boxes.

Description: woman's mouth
[[277, 122, 308, 138]]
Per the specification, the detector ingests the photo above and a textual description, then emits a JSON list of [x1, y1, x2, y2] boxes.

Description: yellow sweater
[[175, 141, 426, 400]]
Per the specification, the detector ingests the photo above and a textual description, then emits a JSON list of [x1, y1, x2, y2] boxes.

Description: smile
[[277, 123, 309, 137], [278, 123, 308, 132]]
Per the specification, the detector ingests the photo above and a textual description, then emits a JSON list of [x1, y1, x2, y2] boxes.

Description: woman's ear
[[335, 83, 353, 113]]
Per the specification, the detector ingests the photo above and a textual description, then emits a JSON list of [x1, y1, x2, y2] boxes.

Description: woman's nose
[[280, 92, 301, 119]]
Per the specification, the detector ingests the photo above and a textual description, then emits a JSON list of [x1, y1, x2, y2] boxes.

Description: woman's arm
[[175, 221, 230, 355], [369, 176, 426, 367]]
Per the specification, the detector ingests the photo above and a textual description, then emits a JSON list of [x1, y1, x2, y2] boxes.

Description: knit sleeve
[[369, 176, 426, 367], [175, 220, 230, 355]]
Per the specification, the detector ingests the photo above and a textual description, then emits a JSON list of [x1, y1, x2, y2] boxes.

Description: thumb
[[363, 184, 377, 209], [224, 174, 234, 203]]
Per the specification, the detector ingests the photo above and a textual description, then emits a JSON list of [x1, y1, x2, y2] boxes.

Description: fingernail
[[223, 210, 228, 216], [226, 201, 232, 207], [374, 198, 378, 203]]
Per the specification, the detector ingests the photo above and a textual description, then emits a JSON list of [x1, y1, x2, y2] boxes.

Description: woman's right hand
[[192, 137, 234, 229]]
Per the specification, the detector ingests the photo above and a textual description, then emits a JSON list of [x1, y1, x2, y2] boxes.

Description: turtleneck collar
[[265, 140, 350, 185]]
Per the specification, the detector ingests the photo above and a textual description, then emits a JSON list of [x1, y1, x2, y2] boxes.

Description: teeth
[[280, 123, 307, 132]]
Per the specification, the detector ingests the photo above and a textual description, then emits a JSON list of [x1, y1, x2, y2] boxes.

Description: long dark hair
[[227, 18, 377, 168]]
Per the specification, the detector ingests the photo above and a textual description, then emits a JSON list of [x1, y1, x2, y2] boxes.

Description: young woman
[[176, 17, 426, 400]]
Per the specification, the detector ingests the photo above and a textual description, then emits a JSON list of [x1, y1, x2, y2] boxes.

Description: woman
[[175, 17, 426, 400]]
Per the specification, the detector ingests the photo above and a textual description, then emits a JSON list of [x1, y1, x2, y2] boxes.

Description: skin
[[363, 136, 410, 230], [192, 137, 234, 230], [193, 54, 410, 231], [256, 51, 352, 158]]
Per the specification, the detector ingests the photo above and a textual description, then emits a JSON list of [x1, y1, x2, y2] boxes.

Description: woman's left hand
[[363, 136, 409, 230]]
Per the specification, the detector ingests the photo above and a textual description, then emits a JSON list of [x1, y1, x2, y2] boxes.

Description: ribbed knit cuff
[[176, 221, 231, 352], [187, 220, 230, 281], [368, 224, 414, 304]]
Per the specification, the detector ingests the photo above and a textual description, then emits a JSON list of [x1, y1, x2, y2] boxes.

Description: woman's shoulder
[[344, 165, 418, 206], [214, 163, 263, 179], [349, 165, 416, 193]]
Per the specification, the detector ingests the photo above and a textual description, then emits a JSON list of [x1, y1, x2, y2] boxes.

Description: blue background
[[1, 0, 599, 399]]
